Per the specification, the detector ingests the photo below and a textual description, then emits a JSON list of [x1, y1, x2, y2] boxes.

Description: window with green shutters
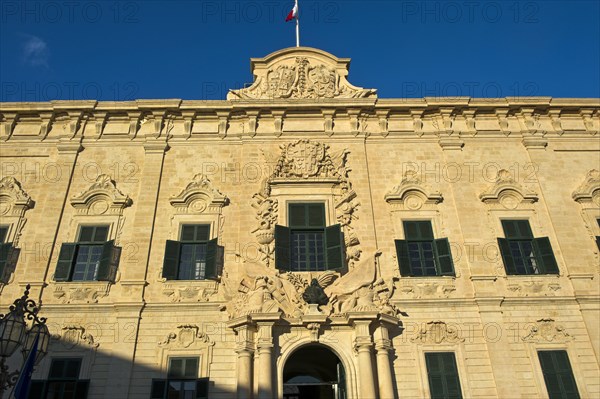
[[274, 203, 344, 272], [54, 225, 120, 282], [497, 219, 559, 275], [395, 221, 455, 276], [425, 352, 463, 399], [162, 224, 222, 280], [538, 350, 580, 399], [151, 357, 209, 399], [596, 219, 600, 250], [28, 358, 89, 399], [0, 225, 18, 284]]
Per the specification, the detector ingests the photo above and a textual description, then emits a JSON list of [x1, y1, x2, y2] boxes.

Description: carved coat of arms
[[285, 140, 326, 178]]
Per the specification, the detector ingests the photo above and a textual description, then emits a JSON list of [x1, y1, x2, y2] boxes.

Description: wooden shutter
[[288, 204, 306, 227], [75, 380, 90, 397], [434, 238, 455, 276], [596, 236, 600, 251], [538, 351, 580, 399], [395, 240, 411, 276], [307, 203, 325, 227], [325, 224, 344, 270], [425, 352, 463, 399], [0, 243, 13, 283], [150, 379, 167, 399], [403, 220, 434, 240], [97, 240, 117, 282], [274, 225, 291, 271], [532, 237, 559, 274], [162, 240, 181, 280], [196, 378, 209, 399], [54, 243, 78, 281], [27, 380, 46, 399], [497, 238, 517, 275], [205, 238, 219, 279]]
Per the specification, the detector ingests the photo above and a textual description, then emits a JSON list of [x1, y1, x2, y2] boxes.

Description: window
[[0, 225, 18, 284], [274, 203, 343, 272], [596, 219, 600, 250], [497, 220, 559, 275], [151, 357, 209, 399], [28, 358, 89, 399], [425, 352, 463, 399], [538, 350, 580, 399], [162, 225, 221, 280], [54, 225, 120, 282], [395, 221, 455, 277]]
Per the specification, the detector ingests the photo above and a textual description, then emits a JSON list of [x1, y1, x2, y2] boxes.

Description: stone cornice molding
[[70, 174, 132, 215]]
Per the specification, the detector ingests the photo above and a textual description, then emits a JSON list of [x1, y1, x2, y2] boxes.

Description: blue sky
[[1, 0, 599, 101]]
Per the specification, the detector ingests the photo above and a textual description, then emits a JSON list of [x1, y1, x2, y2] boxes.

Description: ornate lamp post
[[0, 285, 50, 398]]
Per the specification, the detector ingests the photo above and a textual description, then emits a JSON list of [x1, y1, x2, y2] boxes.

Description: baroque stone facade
[[0, 47, 599, 398]]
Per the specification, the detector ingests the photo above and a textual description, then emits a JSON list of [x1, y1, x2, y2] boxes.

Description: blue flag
[[13, 334, 39, 399]]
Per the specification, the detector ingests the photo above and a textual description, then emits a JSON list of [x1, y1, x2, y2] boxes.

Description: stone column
[[252, 314, 280, 399], [349, 314, 378, 399], [374, 318, 397, 399], [228, 318, 255, 399]]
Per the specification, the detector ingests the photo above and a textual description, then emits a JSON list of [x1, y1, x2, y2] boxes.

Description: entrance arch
[[283, 344, 347, 399]]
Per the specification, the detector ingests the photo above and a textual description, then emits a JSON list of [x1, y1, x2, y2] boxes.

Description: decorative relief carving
[[159, 325, 213, 348], [162, 281, 219, 303], [170, 174, 229, 214], [410, 321, 465, 344], [0, 177, 34, 246], [51, 283, 111, 304], [70, 174, 132, 216], [572, 169, 600, 206], [385, 170, 443, 210], [522, 319, 572, 343], [396, 281, 456, 299], [249, 140, 361, 267], [507, 281, 562, 296], [479, 169, 538, 209], [52, 325, 99, 349], [228, 52, 376, 100]]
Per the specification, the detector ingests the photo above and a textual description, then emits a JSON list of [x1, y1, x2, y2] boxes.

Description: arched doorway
[[283, 344, 347, 399]]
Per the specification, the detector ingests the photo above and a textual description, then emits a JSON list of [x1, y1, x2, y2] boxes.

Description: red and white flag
[[285, 1, 298, 22]]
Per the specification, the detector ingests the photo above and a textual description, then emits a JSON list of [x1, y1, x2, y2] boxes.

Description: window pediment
[[572, 169, 600, 206], [479, 169, 538, 209], [169, 174, 228, 214], [70, 174, 132, 215], [385, 171, 443, 211]]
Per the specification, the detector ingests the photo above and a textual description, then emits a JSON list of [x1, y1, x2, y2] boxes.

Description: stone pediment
[[228, 47, 377, 100]]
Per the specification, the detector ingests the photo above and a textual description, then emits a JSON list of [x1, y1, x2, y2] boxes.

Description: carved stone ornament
[[162, 281, 219, 303], [522, 319, 573, 343], [479, 169, 538, 209], [410, 321, 465, 344], [507, 281, 562, 296], [396, 281, 456, 299], [227, 47, 376, 100], [250, 140, 361, 268], [70, 174, 132, 216], [0, 177, 34, 246], [385, 170, 443, 211], [572, 169, 600, 207], [52, 325, 99, 350], [52, 283, 111, 304], [170, 174, 229, 214], [158, 325, 214, 349]]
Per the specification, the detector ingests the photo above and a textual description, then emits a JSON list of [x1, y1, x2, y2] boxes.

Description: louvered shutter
[[205, 238, 219, 279], [97, 240, 117, 281], [275, 225, 291, 271], [162, 240, 181, 280], [325, 224, 344, 270], [532, 237, 559, 274], [434, 238, 455, 276], [55, 243, 78, 281], [497, 238, 517, 275], [395, 240, 411, 276]]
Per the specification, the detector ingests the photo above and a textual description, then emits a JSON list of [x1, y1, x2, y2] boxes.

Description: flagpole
[[295, 0, 300, 47]]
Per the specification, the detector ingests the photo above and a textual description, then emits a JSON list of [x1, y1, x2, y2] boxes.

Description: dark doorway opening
[[283, 345, 346, 399]]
